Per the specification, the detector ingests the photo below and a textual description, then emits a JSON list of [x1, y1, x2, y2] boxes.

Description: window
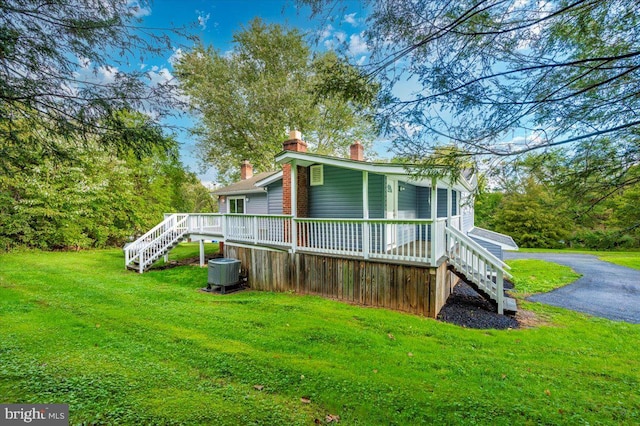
[[228, 197, 245, 214]]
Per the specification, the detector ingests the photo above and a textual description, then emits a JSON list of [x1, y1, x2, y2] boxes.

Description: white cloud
[[343, 13, 357, 26], [168, 48, 184, 66], [128, 1, 151, 17], [196, 10, 211, 30], [147, 67, 174, 87], [318, 24, 334, 40], [348, 33, 368, 55]]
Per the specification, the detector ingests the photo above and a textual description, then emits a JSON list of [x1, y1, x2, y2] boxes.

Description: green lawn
[[1, 246, 639, 425], [515, 248, 640, 270], [506, 260, 582, 296]]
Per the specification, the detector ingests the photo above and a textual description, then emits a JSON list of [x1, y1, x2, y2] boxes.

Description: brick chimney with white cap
[[350, 140, 364, 161], [240, 160, 253, 180]]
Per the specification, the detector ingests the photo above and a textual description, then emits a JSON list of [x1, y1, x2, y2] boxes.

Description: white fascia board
[[255, 171, 283, 187], [275, 151, 407, 175], [275, 151, 475, 190]]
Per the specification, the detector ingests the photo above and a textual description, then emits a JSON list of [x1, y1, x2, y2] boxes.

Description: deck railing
[[131, 214, 475, 270], [445, 225, 511, 314], [153, 214, 448, 265], [126, 213, 189, 273]]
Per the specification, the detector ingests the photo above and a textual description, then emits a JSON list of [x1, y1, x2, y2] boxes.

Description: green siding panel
[[367, 173, 385, 219], [309, 165, 363, 218], [398, 182, 417, 218], [417, 187, 431, 219]]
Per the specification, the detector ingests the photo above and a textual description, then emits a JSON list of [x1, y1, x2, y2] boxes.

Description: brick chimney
[[282, 130, 308, 217], [350, 140, 364, 161], [240, 160, 253, 180], [282, 130, 307, 153]]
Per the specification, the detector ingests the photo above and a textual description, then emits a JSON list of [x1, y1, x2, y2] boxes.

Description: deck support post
[[199, 239, 205, 267]]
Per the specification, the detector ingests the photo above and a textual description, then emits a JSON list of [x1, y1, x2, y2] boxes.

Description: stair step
[[504, 297, 517, 313]]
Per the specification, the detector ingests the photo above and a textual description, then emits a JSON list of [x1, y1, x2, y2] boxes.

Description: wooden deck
[[225, 243, 458, 318]]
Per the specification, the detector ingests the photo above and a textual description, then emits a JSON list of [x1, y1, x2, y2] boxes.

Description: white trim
[[227, 196, 246, 214], [275, 151, 475, 192], [255, 171, 283, 187], [225, 241, 290, 253], [467, 228, 519, 250], [310, 164, 324, 186]]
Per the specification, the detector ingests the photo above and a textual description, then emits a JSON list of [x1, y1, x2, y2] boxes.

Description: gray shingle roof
[[211, 171, 280, 196], [468, 227, 519, 250]]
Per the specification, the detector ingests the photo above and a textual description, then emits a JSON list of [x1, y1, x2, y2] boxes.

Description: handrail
[[446, 225, 511, 273], [294, 217, 434, 224]]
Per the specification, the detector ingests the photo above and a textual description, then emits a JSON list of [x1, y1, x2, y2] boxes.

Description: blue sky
[[135, 0, 373, 186]]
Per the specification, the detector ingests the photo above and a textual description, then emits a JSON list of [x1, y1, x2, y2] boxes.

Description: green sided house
[[125, 131, 518, 317]]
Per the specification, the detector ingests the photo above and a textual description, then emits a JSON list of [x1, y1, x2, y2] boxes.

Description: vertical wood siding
[[224, 244, 455, 317]]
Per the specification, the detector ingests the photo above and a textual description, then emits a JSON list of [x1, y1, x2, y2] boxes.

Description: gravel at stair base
[[437, 281, 519, 329]]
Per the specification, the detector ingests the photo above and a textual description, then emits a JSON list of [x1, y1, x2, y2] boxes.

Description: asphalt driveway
[[503, 252, 640, 324]]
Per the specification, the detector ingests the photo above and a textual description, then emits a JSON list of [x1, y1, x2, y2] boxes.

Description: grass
[[506, 260, 582, 296], [1, 246, 639, 424], [515, 248, 640, 270]]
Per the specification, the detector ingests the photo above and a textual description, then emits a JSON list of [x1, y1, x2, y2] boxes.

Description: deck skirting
[[224, 243, 458, 317]]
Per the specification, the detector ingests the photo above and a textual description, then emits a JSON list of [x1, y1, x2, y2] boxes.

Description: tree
[[300, 0, 640, 197], [175, 18, 378, 182], [0, 111, 213, 250], [492, 177, 572, 248], [0, 0, 187, 159]]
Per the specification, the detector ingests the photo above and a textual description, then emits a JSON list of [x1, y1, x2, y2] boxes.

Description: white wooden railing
[[125, 214, 189, 273], [225, 214, 292, 246], [445, 225, 512, 314], [295, 218, 444, 264], [126, 214, 506, 311]]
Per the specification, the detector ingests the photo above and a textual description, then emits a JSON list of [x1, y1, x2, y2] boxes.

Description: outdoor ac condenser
[[208, 258, 241, 286]]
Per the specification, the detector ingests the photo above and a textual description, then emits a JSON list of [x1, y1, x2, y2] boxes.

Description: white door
[[386, 178, 397, 250]]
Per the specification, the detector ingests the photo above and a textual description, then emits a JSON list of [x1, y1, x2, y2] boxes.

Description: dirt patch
[[151, 253, 222, 270]]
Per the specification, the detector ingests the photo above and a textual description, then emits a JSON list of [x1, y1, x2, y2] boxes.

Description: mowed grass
[[516, 248, 640, 270], [1, 247, 639, 425], [506, 260, 582, 296]]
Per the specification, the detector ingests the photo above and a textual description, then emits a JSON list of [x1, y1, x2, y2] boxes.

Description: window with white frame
[[228, 197, 245, 214]]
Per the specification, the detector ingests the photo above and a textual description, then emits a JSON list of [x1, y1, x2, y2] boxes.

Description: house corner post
[[291, 160, 298, 253], [362, 171, 369, 259], [447, 185, 452, 227], [430, 178, 438, 265]]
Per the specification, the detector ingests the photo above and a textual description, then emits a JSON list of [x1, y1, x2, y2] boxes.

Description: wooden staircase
[[445, 226, 516, 314], [124, 214, 189, 273], [448, 266, 517, 314]]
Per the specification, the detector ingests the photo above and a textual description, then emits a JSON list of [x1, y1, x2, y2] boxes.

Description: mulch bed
[[437, 281, 520, 329]]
